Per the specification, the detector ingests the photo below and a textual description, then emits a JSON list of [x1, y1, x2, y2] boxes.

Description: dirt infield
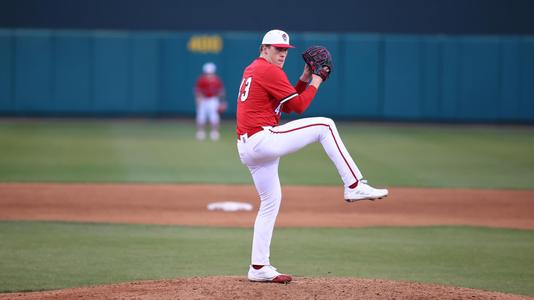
[[1, 183, 533, 229], [1, 183, 533, 299]]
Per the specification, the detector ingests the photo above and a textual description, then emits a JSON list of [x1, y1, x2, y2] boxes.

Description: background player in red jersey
[[194, 62, 226, 141], [236, 29, 389, 284]]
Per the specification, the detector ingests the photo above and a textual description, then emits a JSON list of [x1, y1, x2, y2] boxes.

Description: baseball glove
[[302, 45, 332, 81]]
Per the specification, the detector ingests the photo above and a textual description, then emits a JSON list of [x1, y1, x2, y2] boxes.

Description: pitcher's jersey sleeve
[[259, 65, 299, 104], [257, 63, 316, 114]]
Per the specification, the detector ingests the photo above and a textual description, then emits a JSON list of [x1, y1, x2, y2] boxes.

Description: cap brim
[[271, 44, 295, 48]]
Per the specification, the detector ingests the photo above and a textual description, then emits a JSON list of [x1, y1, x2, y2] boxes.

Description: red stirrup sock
[[349, 181, 359, 189]]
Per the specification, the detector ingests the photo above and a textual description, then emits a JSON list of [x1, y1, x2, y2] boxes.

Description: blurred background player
[[194, 62, 226, 141]]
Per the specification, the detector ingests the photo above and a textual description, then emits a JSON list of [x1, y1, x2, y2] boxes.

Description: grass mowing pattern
[[1, 120, 533, 296], [0, 120, 248, 184], [1, 221, 533, 296], [0, 120, 533, 188]]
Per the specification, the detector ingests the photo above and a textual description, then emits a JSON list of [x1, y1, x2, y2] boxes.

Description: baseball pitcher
[[236, 29, 388, 284]]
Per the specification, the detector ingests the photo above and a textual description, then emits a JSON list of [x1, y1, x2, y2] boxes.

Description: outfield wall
[[1, 29, 533, 122]]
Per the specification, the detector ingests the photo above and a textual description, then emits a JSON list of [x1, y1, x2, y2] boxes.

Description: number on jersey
[[239, 77, 252, 102]]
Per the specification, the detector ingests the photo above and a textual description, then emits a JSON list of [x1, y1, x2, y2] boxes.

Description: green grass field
[[1, 119, 534, 295], [1, 222, 533, 295], [1, 119, 533, 188]]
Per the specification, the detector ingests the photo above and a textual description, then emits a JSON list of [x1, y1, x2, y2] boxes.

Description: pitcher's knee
[[315, 117, 335, 130]]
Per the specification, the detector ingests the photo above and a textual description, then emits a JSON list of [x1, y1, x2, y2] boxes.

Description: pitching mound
[[2, 277, 532, 300]]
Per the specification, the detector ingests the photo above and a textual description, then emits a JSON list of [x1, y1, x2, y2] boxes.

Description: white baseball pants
[[237, 117, 363, 265], [196, 97, 220, 126]]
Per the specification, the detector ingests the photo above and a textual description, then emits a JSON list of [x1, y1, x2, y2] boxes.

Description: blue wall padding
[[0, 28, 532, 122], [0, 30, 13, 113], [54, 31, 93, 113]]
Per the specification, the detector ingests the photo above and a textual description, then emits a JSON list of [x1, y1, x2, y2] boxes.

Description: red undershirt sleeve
[[294, 79, 308, 94]]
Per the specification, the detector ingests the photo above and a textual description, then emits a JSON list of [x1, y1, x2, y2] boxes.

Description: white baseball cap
[[261, 29, 294, 48], [202, 62, 216, 74]]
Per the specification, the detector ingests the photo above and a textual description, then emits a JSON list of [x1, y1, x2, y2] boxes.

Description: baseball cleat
[[344, 180, 388, 202], [248, 265, 292, 284], [210, 130, 220, 141], [196, 130, 206, 141]]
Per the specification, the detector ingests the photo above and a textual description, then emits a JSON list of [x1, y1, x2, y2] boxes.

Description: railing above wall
[[0, 29, 533, 123]]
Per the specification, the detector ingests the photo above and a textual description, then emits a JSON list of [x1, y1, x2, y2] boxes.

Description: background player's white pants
[[196, 98, 220, 126], [237, 117, 363, 265]]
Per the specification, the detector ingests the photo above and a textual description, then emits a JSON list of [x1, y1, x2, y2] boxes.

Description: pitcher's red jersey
[[236, 58, 315, 137]]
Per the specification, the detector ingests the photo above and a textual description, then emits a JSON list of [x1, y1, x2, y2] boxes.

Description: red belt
[[237, 127, 265, 140]]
